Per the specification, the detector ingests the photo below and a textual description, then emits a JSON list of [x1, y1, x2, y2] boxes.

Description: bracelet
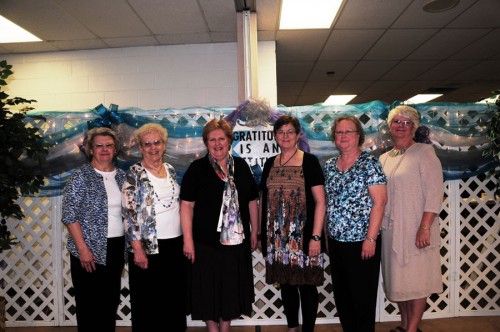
[[420, 226, 430, 230], [366, 237, 376, 243]]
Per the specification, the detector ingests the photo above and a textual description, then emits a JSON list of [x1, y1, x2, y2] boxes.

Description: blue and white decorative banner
[[25, 100, 498, 197]]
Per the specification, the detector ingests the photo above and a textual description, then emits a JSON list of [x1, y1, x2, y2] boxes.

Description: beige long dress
[[379, 143, 444, 302]]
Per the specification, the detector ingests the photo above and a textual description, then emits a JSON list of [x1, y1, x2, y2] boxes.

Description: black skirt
[[187, 241, 255, 321]]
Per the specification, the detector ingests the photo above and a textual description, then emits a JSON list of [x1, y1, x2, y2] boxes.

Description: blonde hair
[[387, 105, 420, 127], [133, 123, 168, 145]]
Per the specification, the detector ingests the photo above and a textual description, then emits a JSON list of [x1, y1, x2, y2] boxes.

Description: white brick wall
[[2, 41, 277, 112]]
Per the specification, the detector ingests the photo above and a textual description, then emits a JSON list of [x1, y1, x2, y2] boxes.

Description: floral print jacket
[[122, 162, 180, 254]]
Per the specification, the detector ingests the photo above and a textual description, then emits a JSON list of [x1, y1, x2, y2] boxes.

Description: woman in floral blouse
[[324, 115, 387, 332], [122, 123, 186, 332]]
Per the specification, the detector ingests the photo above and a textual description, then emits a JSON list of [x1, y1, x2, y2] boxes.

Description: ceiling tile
[[276, 62, 314, 81], [347, 61, 398, 80], [365, 80, 410, 94], [392, 0, 476, 28], [0, 0, 96, 40], [199, 0, 237, 31], [407, 29, 492, 60], [448, 0, 500, 28], [320, 30, 385, 61], [382, 61, 439, 80], [335, 0, 412, 29], [449, 60, 500, 80], [277, 82, 304, 96], [334, 80, 374, 94], [308, 61, 357, 81], [54, 0, 150, 38], [415, 60, 479, 81], [129, 0, 207, 34], [364, 29, 439, 60], [451, 28, 500, 60], [276, 30, 330, 61], [301, 81, 340, 95]]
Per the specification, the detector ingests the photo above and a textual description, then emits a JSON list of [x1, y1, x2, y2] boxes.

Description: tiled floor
[[6, 315, 500, 332]]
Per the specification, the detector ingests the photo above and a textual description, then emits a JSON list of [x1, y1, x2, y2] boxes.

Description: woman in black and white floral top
[[62, 127, 126, 332], [122, 123, 186, 332]]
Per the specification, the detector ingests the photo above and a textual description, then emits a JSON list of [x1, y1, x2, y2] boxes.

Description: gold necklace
[[278, 148, 298, 173], [144, 162, 163, 175], [389, 142, 413, 157]]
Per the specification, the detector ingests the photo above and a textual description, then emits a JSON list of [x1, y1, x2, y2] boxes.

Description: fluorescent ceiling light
[[404, 94, 443, 104], [280, 0, 343, 30], [0, 15, 41, 43], [323, 95, 357, 105]]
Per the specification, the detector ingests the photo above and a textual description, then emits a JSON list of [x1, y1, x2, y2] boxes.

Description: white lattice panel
[[1, 112, 499, 328], [458, 175, 500, 314]]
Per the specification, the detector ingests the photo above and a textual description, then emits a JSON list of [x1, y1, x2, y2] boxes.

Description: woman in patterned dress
[[324, 116, 387, 332], [259, 115, 326, 332]]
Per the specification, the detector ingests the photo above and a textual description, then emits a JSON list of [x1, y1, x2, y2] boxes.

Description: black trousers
[[328, 237, 381, 332], [280, 284, 319, 332], [128, 236, 187, 332], [70, 236, 125, 332]]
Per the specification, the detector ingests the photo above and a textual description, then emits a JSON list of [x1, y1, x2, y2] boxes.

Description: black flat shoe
[[389, 327, 406, 332], [389, 327, 422, 332]]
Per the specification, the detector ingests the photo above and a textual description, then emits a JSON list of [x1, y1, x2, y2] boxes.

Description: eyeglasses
[[141, 140, 163, 148], [276, 130, 296, 137], [94, 143, 115, 150], [391, 119, 414, 127], [334, 130, 358, 136]]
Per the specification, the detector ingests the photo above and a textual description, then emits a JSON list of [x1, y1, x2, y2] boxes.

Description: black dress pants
[[328, 237, 382, 332], [128, 236, 187, 332], [70, 236, 125, 332]]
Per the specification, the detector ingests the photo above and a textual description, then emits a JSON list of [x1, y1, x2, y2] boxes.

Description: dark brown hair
[[273, 115, 301, 135]]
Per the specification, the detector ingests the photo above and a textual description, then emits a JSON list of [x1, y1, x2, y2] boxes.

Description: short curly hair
[[133, 123, 168, 146], [84, 127, 120, 159]]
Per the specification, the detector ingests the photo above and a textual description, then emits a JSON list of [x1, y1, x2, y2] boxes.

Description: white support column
[[237, 10, 259, 103]]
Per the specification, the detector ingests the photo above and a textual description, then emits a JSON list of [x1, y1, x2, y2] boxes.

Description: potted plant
[[0, 59, 49, 331], [482, 90, 500, 198]]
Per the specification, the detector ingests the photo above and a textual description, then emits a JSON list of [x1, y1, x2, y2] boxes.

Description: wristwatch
[[311, 235, 322, 241]]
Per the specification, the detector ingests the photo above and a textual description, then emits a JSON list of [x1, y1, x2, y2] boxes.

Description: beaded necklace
[[148, 167, 178, 210]]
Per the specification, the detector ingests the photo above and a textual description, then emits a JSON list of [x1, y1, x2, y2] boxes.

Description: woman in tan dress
[[379, 105, 444, 332]]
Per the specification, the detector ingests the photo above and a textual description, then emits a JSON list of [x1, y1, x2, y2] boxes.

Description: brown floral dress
[[265, 165, 325, 286]]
